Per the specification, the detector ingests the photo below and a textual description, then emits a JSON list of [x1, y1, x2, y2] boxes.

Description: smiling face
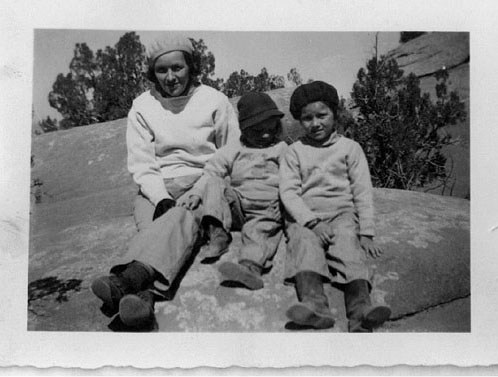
[[153, 51, 190, 97], [299, 101, 336, 142]]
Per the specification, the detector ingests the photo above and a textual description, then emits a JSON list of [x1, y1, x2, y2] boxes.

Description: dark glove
[[152, 198, 176, 220]]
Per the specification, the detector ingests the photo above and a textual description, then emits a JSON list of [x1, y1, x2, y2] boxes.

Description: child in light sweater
[[182, 92, 287, 290], [279, 81, 391, 332]]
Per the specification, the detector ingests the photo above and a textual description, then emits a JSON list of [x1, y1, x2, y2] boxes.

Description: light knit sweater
[[126, 84, 240, 205], [279, 132, 375, 236], [191, 140, 288, 203]]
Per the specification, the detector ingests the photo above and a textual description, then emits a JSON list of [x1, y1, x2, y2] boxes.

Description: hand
[[152, 198, 176, 220], [360, 235, 383, 258], [310, 221, 335, 247], [179, 195, 202, 210]]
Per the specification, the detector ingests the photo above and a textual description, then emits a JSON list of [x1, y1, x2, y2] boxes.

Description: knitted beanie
[[237, 92, 284, 130], [289, 81, 339, 120], [148, 35, 193, 64]]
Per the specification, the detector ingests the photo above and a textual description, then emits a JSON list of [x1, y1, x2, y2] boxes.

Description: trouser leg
[[218, 200, 281, 291], [239, 201, 283, 269], [115, 176, 204, 292], [133, 191, 155, 232], [325, 213, 390, 332], [324, 213, 370, 284], [284, 222, 331, 283], [201, 176, 242, 231], [198, 177, 241, 262], [120, 205, 200, 291]]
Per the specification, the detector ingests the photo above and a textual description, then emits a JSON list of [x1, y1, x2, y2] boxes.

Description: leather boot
[[218, 260, 264, 290], [344, 279, 391, 332], [119, 289, 157, 330], [286, 271, 335, 329], [90, 274, 130, 317], [91, 261, 155, 317], [200, 221, 232, 263]]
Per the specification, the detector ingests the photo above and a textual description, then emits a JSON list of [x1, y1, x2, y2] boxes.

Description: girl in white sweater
[[91, 35, 239, 331]]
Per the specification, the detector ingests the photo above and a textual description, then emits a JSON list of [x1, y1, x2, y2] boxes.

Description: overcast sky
[[33, 30, 400, 122]]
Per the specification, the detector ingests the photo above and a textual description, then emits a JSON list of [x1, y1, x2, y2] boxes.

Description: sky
[[32, 30, 400, 122]]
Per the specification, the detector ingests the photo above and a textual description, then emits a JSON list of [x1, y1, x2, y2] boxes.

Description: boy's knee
[[205, 176, 226, 189]]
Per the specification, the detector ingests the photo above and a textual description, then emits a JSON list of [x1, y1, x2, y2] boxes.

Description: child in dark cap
[[280, 80, 391, 332], [183, 91, 287, 290]]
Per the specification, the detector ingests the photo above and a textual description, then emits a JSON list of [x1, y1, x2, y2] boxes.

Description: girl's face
[[154, 51, 190, 97], [242, 117, 280, 148], [299, 101, 335, 142]]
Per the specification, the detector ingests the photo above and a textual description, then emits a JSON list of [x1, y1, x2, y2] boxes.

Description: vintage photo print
[[1, 0, 497, 371]]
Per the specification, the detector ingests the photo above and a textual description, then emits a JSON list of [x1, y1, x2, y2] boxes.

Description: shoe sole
[[90, 279, 119, 317], [218, 262, 264, 290], [362, 306, 391, 330], [286, 303, 335, 329], [119, 294, 155, 328], [199, 245, 230, 264]]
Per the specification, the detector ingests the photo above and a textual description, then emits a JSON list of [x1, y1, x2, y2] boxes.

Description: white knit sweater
[[190, 140, 288, 203], [126, 84, 240, 205], [279, 132, 375, 236]]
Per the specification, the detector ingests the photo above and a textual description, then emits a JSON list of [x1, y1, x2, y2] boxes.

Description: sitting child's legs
[[325, 213, 391, 332], [198, 176, 243, 262], [219, 212, 282, 291], [284, 222, 335, 329], [200, 216, 232, 262]]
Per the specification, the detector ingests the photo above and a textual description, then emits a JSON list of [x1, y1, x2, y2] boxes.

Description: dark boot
[[119, 289, 156, 330], [90, 275, 129, 317], [90, 261, 155, 317], [285, 271, 335, 329], [344, 279, 391, 333], [218, 260, 264, 290], [200, 219, 232, 263]]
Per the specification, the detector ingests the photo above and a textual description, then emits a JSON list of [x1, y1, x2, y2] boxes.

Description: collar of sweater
[[150, 84, 201, 113], [301, 131, 340, 147]]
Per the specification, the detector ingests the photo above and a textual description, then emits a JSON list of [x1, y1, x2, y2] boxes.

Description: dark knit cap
[[237, 92, 284, 130], [289, 81, 339, 120]]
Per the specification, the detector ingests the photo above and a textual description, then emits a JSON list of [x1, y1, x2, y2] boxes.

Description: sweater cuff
[[359, 222, 375, 237], [297, 211, 319, 227], [149, 191, 173, 207]]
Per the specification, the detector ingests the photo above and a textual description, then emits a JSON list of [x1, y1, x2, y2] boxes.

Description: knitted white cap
[[148, 35, 193, 63]]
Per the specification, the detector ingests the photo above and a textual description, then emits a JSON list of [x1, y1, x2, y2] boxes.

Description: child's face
[[242, 117, 280, 148], [299, 101, 335, 142]]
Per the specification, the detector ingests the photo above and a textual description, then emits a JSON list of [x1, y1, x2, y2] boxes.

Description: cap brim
[[240, 109, 285, 130]]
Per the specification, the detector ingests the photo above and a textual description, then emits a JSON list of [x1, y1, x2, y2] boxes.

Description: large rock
[[29, 108, 469, 332]]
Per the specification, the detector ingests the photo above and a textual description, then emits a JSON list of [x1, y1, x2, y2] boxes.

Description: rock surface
[[29, 109, 470, 332]]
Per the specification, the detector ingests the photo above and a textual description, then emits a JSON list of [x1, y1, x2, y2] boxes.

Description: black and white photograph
[[0, 0, 497, 372], [28, 29, 470, 334]]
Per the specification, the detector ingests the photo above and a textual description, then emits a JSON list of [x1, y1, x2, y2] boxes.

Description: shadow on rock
[[219, 280, 250, 289], [284, 321, 321, 331], [28, 276, 82, 314], [107, 315, 158, 332]]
